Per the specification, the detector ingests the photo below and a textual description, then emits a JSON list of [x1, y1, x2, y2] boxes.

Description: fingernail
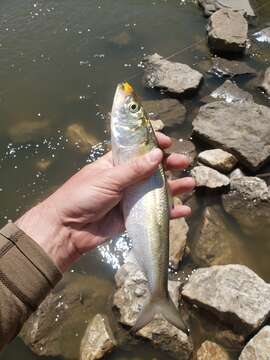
[[148, 148, 162, 163]]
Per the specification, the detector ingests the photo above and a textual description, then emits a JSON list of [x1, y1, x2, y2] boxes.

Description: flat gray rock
[[208, 80, 253, 103], [143, 98, 186, 127], [143, 53, 203, 94], [182, 265, 270, 335], [259, 66, 270, 96], [192, 101, 270, 171], [197, 341, 230, 360], [210, 57, 256, 77], [253, 27, 270, 43], [198, 0, 255, 17], [239, 326, 270, 359], [208, 9, 248, 53], [198, 148, 237, 173], [80, 314, 116, 360], [191, 165, 230, 188], [113, 262, 193, 359]]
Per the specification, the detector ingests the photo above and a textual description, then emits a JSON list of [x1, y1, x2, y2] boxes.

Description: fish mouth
[[112, 81, 134, 113]]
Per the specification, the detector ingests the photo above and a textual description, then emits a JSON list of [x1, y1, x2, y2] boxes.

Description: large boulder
[[192, 101, 270, 171], [206, 80, 253, 104], [20, 273, 112, 359], [197, 341, 230, 360], [142, 98, 186, 127], [222, 176, 270, 235], [253, 27, 270, 43], [182, 265, 270, 336], [143, 53, 203, 95], [239, 326, 270, 359], [209, 57, 256, 78], [207, 9, 248, 54], [198, 0, 255, 18], [80, 314, 116, 360], [113, 262, 193, 359], [259, 66, 270, 96], [191, 165, 230, 189], [191, 206, 252, 267], [198, 148, 238, 173]]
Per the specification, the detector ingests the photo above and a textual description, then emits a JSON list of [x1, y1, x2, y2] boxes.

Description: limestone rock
[[143, 98, 186, 127], [198, 149, 237, 173], [191, 206, 250, 267], [253, 27, 270, 43], [208, 9, 248, 54], [143, 53, 203, 95], [208, 80, 253, 103], [113, 262, 193, 359], [229, 168, 245, 179], [169, 215, 189, 270], [150, 119, 165, 131], [197, 341, 230, 360], [66, 123, 98, 153], [239, 326, 270, 359], [260, 66, 270, 96], [182, 265, 270, 335], [198, 0, 255, 18], [192, 101, 270, 171], [191, 165, 230, 188], [210, 57, 256, 77], [80, 314, 116, 360]]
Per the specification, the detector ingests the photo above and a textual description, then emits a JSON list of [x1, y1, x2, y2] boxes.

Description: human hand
[[16, 133, 195, 272]]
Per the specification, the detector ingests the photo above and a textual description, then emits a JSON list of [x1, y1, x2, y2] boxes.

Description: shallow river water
[[0, 0, 270, 359]]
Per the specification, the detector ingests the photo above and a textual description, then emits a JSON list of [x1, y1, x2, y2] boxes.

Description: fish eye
[[129, 102, 140, 113]]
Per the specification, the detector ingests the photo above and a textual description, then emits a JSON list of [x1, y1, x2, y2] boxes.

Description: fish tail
[[131, 295, 188, 334]]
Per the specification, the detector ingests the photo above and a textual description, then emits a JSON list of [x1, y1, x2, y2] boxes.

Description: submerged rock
[[239, 326, 270, 359], [192, 101, 270, 171], [191, 165, 230, 188], [113, 262, 193, 359], [150, 119, 165, 131], [8, 118, 50, 143], [21, 273, 112, 359], [80, 314, 116, 360], [191, 206, 250, 267], [143, 98, 186, 127], [259, 66, 270, 96], [198, 0, 255, 18], [66, 123, 98, 153], [198, 148, 237, 173], [210, 57, 256, 77], [207, 9, 248, 54], [197, 341, 230, 360], [143, 53, 203, 95], [222, 176, 270, 235], [166, 138, 197, 166], [207, 80, 253, 103], [182, 265, 270, 335], [253, 27, 270, 43]]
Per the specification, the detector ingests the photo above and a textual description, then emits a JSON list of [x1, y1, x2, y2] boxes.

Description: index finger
[[155, 132, 172, 149]]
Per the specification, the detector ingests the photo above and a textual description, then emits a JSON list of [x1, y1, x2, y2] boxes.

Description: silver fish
[[111, 82, 187, 333]]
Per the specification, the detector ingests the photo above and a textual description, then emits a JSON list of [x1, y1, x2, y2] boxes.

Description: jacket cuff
[[0, 223, 62, 311]]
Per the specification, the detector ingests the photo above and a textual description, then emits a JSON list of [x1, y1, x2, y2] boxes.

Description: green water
[[0, 0, 270, 359]]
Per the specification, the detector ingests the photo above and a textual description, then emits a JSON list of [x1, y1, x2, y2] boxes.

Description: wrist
[[15, 199, 78, 272]]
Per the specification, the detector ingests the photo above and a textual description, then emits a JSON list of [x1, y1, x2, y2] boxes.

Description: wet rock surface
[[182, 265, 270, 335], [260, 66, 270, 96], [191, 206, 250, 267], [66, 123, 98, 153], [113, 262, 193, 359], [198, 0, 255, 17], [197, 341, 230, 360], [192, 101, 270, 171], [191, 165, 230, 188], [20, 273, 112, 359], [143, 53, 203, 94], [143, 98, 186, 127], [222, 176, 270, 235], [207, 9, 248, 54], [239, 326, 270, 359], [80, 314, 116, 360], [198, 148, 237, 173], [207, 80, 253, 103], [253, 27, 270, 43], [209, 57, 256, 77], [166, 138, 197, 166]]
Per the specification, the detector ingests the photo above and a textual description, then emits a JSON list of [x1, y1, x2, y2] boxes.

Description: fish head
[[111, 82, 150, 148]]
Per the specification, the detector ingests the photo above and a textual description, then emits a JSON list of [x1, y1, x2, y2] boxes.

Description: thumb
[[109, 148, 163, 191]]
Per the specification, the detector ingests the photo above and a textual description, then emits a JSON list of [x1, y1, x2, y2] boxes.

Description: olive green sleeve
[[0, 223, 62, 350]]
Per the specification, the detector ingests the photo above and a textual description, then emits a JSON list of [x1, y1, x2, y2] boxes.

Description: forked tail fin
[[131, 295, 188, 334]]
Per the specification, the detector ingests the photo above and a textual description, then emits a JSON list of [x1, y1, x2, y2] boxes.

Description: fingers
[[168, 177, 196, 196], [170, 205, 191, 219], [164, 152, 190, 170], [155, 132, 172, 149], [109, 148, 163, 191]]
